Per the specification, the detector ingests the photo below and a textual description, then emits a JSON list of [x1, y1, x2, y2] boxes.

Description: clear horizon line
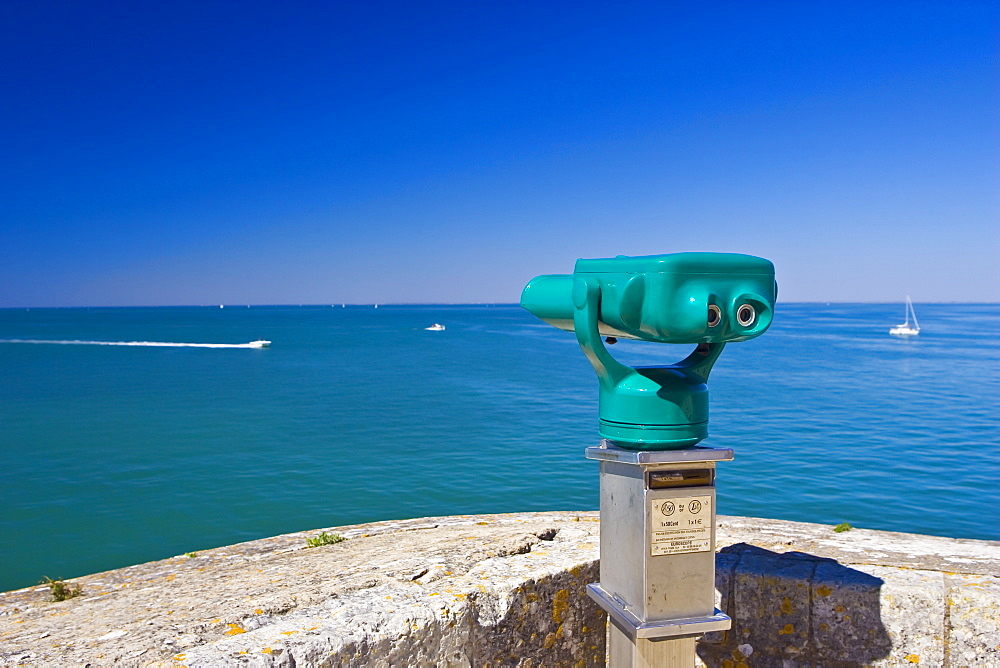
[[2, 300, 999, 310]]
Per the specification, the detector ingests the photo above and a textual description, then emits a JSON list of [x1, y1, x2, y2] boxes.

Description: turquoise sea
[[1, 303, 998, 593]]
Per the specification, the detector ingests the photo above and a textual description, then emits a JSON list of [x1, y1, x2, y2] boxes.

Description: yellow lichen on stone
[[224, 624, 246, 635], [834, 605, 846, 613], [905, 654, 919, 663], [262, 647, 273, 654], [281, 630, 299, 636], [254, 609, 263, 614], [780, 596, 794, 614], [552, 589, 569, 624], [778, 623, 794, 635], [543, 632, 557, 649], [816, 585, 833, 597]]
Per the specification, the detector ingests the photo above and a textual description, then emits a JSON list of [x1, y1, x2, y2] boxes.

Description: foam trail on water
[[0, 339, 269, 349]]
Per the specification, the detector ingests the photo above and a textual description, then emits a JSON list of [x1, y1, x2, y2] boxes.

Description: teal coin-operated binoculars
[[522, 252, 776, 666], [521, 252, 776, 450]]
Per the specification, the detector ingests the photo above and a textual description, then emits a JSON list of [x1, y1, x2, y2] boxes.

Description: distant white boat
[[425, 323, 445, 331], [889, 296, 920, 337], [248, 340, 271, 348]]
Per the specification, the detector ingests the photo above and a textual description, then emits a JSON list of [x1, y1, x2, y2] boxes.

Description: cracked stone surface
[[0, 512, 604, 667], [0, 512, 997, 667]]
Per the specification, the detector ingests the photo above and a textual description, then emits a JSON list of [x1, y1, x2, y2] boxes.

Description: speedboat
[[248, 340, 271, 348], [424, 324, 445, 331]]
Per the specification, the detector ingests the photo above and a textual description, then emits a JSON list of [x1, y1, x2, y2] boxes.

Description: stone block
[[811, 559, 892, 663], [730, 550, 816, 662], [947, 572, 1000, 667], [861, 565, 945, 667]]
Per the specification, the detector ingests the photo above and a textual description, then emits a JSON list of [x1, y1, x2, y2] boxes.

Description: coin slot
[[647, 468, 712, 489]]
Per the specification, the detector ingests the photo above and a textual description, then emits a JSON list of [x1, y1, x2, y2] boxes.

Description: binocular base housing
[[600, 419, 708, 450]]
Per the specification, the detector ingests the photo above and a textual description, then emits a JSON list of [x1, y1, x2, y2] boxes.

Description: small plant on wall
[[305, 532, 346, 548], [40, 576, 83, 602]]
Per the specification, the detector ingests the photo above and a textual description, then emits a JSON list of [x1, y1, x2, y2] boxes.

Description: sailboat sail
[[889, 296, 920, 337]]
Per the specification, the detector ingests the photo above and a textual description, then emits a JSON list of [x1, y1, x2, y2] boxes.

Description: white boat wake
[[0, 339, 271, 348]]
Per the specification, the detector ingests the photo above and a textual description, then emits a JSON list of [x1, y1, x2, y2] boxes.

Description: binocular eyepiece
[[521, 253, 776, 450]]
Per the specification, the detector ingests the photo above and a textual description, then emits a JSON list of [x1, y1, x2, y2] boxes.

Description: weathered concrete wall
[[0, 512, 997, 667]]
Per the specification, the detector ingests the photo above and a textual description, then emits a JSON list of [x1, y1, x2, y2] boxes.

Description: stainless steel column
[[585, 441, 733, 667]]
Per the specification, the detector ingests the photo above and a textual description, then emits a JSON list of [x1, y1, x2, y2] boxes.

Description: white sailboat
[[889, 296, 920, 337]]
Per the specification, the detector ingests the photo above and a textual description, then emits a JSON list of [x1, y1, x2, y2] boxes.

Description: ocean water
[[0, 303, 997, 593]]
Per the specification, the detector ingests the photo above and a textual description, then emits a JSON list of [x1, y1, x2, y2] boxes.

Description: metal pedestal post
[[608, 628, 697, 668], [585, 441, 733, 667]]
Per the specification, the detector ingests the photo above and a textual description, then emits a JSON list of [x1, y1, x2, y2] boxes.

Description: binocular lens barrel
[[737, 304, 757, 327], [707, 305, 722, 328]]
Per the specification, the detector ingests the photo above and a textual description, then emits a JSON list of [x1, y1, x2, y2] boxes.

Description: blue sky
[[2, 1, 997, 306]]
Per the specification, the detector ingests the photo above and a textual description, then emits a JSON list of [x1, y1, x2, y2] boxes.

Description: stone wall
[[0, 512, 997, 667]]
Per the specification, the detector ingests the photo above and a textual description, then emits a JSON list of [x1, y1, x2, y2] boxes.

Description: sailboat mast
[[907, 295, 919, 329]]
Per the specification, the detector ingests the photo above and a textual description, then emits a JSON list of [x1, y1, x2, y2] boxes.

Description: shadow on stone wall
[[697, 543, 892, 667]]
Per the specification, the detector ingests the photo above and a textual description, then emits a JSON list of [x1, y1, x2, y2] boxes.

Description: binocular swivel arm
[[572, 276, 725, 449], [572, 276, 633, 387]]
